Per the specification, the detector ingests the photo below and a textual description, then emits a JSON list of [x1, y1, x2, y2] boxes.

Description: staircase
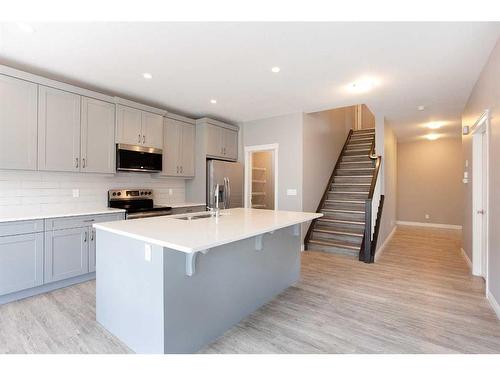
[[305, 128, 382, 261]]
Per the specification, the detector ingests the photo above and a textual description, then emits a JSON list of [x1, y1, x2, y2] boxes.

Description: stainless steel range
[[108, 189, 172, 219]]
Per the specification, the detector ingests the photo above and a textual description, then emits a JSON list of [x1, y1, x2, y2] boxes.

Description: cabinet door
[[223, 128, 238, 160], [38, 86, 81, 172], [179, 123, 195, 176], [162, 118, 181, 176], [116, 105, 142, 145], [0, 233, 44, 296], [0, 75, 38, 170], [141, 111, 163, 148], [81, 97, 115, 173], [44, 227, 89, 283], [205, 124, 223, 157], [89, 227, 96, 273]]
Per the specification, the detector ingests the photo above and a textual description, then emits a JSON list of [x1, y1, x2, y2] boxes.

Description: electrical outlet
[[168, 189, 173, 196], [425, 214, 430, 220], [72, 189, 80, 198], [287, 189, 297, 196], [144, 244, 152, 262]]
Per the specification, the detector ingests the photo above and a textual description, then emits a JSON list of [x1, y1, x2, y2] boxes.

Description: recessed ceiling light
[[142, 73, 153, 79], [210, 99, 217, 104], [347, 77, 378, 93], [16, 22, 34, 33], [271, 67, 281, 73], [418, 105, 425, 111], [425, 133, 440, 141], [427, 121, 443, 130]]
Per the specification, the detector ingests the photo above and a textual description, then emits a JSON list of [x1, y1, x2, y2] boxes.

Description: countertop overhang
[[93, 208, 323, 253]]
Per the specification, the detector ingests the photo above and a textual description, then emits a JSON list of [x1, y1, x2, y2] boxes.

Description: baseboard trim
[[461, 247, 472, 269], [374, 225, 397, 262], [487, 290, 500, 319], [396, 220, 462, 230]]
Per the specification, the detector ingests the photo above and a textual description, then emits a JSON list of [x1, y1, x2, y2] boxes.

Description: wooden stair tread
[[308, 239, 360, 250], [318, 217, 365, 225], [325, 199, 365, 204], [321, 208, 365, 214], [313, 227, 364, 237]]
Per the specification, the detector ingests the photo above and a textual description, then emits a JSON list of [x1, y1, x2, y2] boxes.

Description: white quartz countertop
[[0, 207, 126, 223], [94, 208, 323, 253]]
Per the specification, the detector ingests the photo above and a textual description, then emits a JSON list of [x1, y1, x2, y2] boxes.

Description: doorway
[[471, 110, 489, 284], [244, 144, 279, 210]]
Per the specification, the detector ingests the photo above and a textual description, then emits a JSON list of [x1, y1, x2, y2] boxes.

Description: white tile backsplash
[[0, 170, 186, 213]]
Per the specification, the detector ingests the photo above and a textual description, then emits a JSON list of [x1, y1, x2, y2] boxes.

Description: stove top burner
[[108, 189, 172, 219]]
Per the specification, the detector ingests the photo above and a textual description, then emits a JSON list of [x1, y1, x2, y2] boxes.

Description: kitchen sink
[[176, 213, 215, 220]]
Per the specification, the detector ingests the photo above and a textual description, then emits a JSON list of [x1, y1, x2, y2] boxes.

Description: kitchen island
[[93, 208, 322, 353]]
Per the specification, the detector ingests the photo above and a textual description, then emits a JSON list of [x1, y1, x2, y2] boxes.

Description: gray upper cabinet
[[38, 86, 81, 172], [116, 105, 163, 148], [141, 111, 163, 149], [162, 117, 195, 177], [205, 123, 238, 160], [0, 75, 38, 170], [44, 226, 89, 283], [81, 97, 115, 173], [0, 232, 44, 295]]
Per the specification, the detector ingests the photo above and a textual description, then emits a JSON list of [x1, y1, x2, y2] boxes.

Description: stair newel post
[[363, 198, 372, 263]]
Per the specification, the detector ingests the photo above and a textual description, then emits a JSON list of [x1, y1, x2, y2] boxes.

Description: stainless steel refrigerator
[[207, 159, 244, 209]]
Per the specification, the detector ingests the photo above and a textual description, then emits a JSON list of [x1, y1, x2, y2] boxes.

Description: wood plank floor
[[1, 225, 499, 354]]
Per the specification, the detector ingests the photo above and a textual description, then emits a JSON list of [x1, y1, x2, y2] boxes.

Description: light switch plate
[[425, 214, 430, 219], [144, 244, 152, 262], [72, 189, 80, 198], [287, 189, 297, 196]]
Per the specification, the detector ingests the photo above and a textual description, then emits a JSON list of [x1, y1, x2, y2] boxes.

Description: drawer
[[0, 219, 44, 237], [45, 213, 125, 231], [171, 206, 206, 215]]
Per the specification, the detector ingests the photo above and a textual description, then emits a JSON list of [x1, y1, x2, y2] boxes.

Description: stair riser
[[328, 193, 369, 201], [334, 176, 372, 184], [336, 169, 374, 176], [322, 212, 365, 222], [344, 150, 370, 156], [307, 243, 359, 257], [352, 129, 375, 135], [339, 162, 373, 168], [346, 144, 371, 150], [311, 231, 363, 245], [349, 137, 374, 144], [331, 185, 370, 192], [316, 220, 365, 232], [323, 201, 365, 211]]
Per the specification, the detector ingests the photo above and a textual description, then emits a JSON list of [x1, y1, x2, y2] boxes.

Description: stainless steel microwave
[[116, 144, 162, 173]]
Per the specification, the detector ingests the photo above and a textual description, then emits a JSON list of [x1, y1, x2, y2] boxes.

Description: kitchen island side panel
[[163, 226, 301, 353], [95, 230, 165, 354]]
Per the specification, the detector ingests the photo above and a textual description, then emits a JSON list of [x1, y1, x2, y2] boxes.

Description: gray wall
[[242, 113, 304, 212], [461, 38, 500, 303]]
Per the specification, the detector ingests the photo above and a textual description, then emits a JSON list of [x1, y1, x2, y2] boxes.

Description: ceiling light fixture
[[210, 99, 217, 104], [142, 73, 153, 79], [16, 22, 35, 33], [425, 133, 440, 141], [271, 66, 281, 73], [347, 77, 378, 93], [427, 121, 443, 130]]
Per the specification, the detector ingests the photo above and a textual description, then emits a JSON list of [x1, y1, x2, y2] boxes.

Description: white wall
[[242, 113, 303, 212], [0, 170, 185, 214]]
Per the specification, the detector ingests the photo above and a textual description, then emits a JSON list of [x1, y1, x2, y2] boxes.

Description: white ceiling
[[1, 22, 499, 141]]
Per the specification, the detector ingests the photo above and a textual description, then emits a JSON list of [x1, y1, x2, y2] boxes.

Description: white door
[[180, 123, 195, 176], [116, 105, 142, 145], [472, 114, 489, 279], [141, 112, 163, 148], [0, 75, 38, 170], [38, 86, 81, 172], [81, 97, 115, 173], [162, 118, 181, 176]]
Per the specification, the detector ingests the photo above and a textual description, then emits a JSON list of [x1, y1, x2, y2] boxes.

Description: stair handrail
[[361, 136, 382, 262], [304, 129, 354, 249]]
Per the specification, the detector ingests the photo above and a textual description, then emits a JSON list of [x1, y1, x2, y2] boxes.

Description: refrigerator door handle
[[226, 177, 231, 208]]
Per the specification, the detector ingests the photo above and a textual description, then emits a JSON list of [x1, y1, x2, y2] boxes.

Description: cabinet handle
[[75, 157, 79, 168], [176, 166, 179, 173], [84, 231, 88, 243], [90, 230, 94, 241], [82, 158, 86, 168], [143, 135, 146, 144], [138, 134, 141, 143], [180, 166, 183, 173]]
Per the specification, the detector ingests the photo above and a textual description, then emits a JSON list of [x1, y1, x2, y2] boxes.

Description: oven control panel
[[108, 189, 153, 200]]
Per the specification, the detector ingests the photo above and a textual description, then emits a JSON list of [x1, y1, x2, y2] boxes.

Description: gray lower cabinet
[[171, 205, 206, 215], [0, 232, 44, 295], [89, 227, 96, 273], [44, 227, 89, 283]]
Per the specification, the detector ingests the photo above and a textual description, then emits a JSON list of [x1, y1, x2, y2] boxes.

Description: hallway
[[202, 226, 500, 353]]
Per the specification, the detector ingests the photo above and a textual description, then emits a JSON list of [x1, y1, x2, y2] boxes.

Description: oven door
[[116, 144, 162, 173]]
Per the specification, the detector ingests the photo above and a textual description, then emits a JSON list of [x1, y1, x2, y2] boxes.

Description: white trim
[[471, 109, 490, 284], [487, 290, 500, 320], [196, 117, 239, 131], [114, 97, 166, 115], [164, 112, 196, 124], [244, 144, 279, 210], [374, 225, 397, 262], [461, 248, 472, 269], [395, 221, 462, 230]]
